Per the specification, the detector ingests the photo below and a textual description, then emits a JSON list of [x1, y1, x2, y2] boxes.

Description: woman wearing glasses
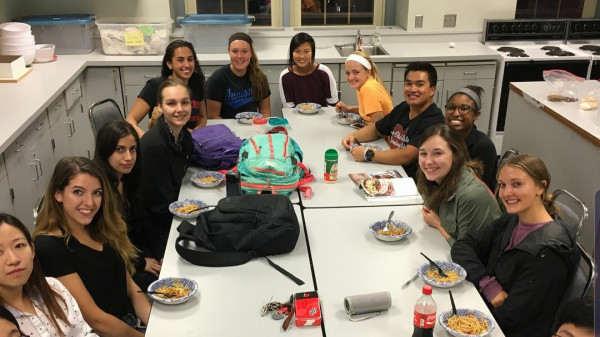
[[444, 86, 497, 191], [417, 124, 501, 246]]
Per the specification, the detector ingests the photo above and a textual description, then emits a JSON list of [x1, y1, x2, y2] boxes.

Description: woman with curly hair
[[206, 32, 271, 119], [126, 39, 207, 136], [33, 157, 150, 337]]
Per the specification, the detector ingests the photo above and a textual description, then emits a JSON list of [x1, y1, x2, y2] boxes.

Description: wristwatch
[[364, 149, 375, 162]]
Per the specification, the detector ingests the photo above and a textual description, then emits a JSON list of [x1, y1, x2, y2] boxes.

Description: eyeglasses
[[445, 104, 475, 115]]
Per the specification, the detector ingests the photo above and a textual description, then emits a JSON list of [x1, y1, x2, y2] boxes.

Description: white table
[[282, 107, 423, 208], [145, 205, 321, 337], [303, 207, 504, 337]]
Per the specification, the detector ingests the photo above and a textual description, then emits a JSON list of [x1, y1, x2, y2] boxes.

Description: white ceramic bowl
[[0, 42, 35, 52], [369, 219, 412, 241], [335, 112, 362, 125], [191, 171, 225, 188], [168, 199, 208, 219], [148, 277, 198, 305], [0, 22, 32, 37], [296, 102, 322, 114], [235, 111, 262, 124], [0, 35, 35, 44], [0, 47, 35, 65], [417, 260, 467, 288], [34, 44, 55, 62], [439, 308, 495, 337]]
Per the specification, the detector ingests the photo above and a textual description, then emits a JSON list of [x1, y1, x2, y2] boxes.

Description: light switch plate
[[444, 14, 457, 28], [415, 15, 423, 28]]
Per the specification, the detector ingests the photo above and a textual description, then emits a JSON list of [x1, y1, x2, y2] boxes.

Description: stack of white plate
[[0, 22, 35, 65]]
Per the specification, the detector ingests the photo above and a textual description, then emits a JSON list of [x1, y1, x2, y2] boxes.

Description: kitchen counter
[[0, 39, 499, 154], [502, 80, 600, 253]]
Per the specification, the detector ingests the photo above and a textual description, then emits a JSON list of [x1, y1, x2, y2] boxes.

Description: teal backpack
[[237, 133, 313, 196]]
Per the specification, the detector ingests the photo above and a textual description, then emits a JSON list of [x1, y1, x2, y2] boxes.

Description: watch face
[[366, 149, 375, 161]]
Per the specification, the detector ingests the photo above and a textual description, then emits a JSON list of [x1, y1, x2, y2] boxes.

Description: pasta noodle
[[446, 313, 489, 335], [298, 104, 315, 110], [198, 176, 218, 183], [155, 280, 190, 299], [376, 226, 406, 236], [174, 204, 200, 214], [426, 269, 460, 283]]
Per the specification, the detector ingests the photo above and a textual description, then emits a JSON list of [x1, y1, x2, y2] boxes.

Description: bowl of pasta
[[417, 260, 467, 288], [168, 199, 208, 219], [439, 308, 494, 337], [295, 102, 321, 114], [235, 111, 262, 124], [191, 171, 225, 188], [369, 220, 412, 241], [148, 277, 198, 305], [335, 112, 361, 125]]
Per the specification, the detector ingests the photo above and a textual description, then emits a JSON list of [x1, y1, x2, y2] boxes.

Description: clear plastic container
[[96, 17, 173, 55], [16, 15, 95, 55], [178, 14, 254, 53]]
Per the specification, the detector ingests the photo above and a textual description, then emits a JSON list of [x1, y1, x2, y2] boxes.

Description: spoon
[[419, 252, 448, 278], [383, 210, 394, 232], [138, 290, 174, 298], [449, 290, 457, 316]]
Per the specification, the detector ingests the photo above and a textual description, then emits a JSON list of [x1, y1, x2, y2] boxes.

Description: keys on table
[[261, 297, 292, 321]]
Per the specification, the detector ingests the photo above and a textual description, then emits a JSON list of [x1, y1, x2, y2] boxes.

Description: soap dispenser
[[372, 27, 382, 47]]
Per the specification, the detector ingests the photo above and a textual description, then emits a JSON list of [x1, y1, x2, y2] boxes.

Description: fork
[[382, 210, 395, 232]]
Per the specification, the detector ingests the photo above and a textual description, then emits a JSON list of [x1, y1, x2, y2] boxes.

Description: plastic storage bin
[[178, 15, 254, 53], [16, 15, 95, 55], [96, 17, 173, 55]]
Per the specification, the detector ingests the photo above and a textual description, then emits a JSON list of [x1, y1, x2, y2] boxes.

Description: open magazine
[[349, 170, 421, 202]]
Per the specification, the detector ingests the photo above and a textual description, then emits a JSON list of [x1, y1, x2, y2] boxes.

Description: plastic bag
[[543, 69, 584, 102], [579, 90, 599, 111]]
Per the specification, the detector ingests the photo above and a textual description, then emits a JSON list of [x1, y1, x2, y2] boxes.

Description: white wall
[[398, 0, 517, 31], [4, 0, 171, 20]]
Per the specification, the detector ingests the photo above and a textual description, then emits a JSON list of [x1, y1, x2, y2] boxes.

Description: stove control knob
[[531, 23, 538, 32], [511, 24, 517, 32], [502, 24, 509, 32], [574, 23, 581, 32], [542, 23, 551, 32], [583, 23, 590, 31], [517, 24, 523, 32], [524, 24, 531, 32], [492, 24, 500, 32]]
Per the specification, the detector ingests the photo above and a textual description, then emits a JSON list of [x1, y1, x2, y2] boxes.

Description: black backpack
[[175, 194, 304, 285]]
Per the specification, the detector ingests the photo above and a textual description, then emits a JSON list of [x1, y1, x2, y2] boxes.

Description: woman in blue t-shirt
[[206, 32, 271, 119]]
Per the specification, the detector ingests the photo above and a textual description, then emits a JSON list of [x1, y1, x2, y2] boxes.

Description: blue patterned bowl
[[335, 112, 361, 125], [191, 171, 225, 188], [369, 220, 412, 241], [148, 277, 198, 305], [417, 260, 467, 288], [235, 111, 262, 124], [439, 308, 495, 337], [296, 102, 322, 114], [168, 199, 208, 219]]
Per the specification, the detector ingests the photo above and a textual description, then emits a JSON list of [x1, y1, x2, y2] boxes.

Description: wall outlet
[[444, 14, 457, 28], [415, 15, 423, 28]]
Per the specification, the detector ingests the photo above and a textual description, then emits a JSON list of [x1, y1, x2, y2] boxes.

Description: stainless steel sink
[[335, 44, 389, 57]]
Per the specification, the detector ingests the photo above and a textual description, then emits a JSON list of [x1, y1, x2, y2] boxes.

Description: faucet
[[355, 29, 363, 52]]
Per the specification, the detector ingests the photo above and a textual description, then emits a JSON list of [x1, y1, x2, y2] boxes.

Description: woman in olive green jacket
[[416, 124, 501, 246]]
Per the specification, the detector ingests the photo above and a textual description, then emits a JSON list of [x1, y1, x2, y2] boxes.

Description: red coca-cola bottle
[[412, 285, 436, 337]]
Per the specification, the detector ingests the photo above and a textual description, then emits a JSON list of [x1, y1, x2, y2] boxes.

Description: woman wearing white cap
[[335, 51, 393, 124]]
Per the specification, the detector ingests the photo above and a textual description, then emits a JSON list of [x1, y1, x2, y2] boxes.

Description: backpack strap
[[297, 161, 314, 198]]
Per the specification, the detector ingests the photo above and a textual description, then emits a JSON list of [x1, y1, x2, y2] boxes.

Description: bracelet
[[363, 148, 368, 162], [349, 143, 358, 151]]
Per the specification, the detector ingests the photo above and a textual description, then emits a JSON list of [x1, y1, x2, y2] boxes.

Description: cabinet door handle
[[36, 122, 44, 130], [144, 75, 157, 79], [13, 144, 25, 152], [71, 119, 76, 133], [30, 162, 40, 181], [66, 120, 74, 137], [71, 88, 80, 95], [35, 159, 43, 176], [463, 71, 477, 76]]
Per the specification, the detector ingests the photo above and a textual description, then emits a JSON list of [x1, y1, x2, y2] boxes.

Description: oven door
[[497, 60, 590, 131], [590, 60, 600, 80]]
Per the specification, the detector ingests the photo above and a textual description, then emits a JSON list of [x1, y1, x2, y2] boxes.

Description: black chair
[[560, 243, 596, 304], [88, 98, 124, 137], [552, 188, 588, 239], [497, 148, 520, 169]]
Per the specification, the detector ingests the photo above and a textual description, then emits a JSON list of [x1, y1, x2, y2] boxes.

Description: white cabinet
[[121, 66, 161, 131], [262, 65, 285, 117], [441, 62, 496, 135], [4, 113, 55, 231], [81, 67, 125, 119], [0, 158, 14, 215], [340, 63, 392, 107]]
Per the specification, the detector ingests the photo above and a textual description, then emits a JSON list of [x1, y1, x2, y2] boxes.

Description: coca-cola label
[[413, 311, 436, 328]]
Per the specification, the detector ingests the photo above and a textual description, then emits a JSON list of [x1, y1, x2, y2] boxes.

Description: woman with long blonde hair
[[206, 32, 271, 119], [335, 50, 393, 124], [33, 157, 150, 337]]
